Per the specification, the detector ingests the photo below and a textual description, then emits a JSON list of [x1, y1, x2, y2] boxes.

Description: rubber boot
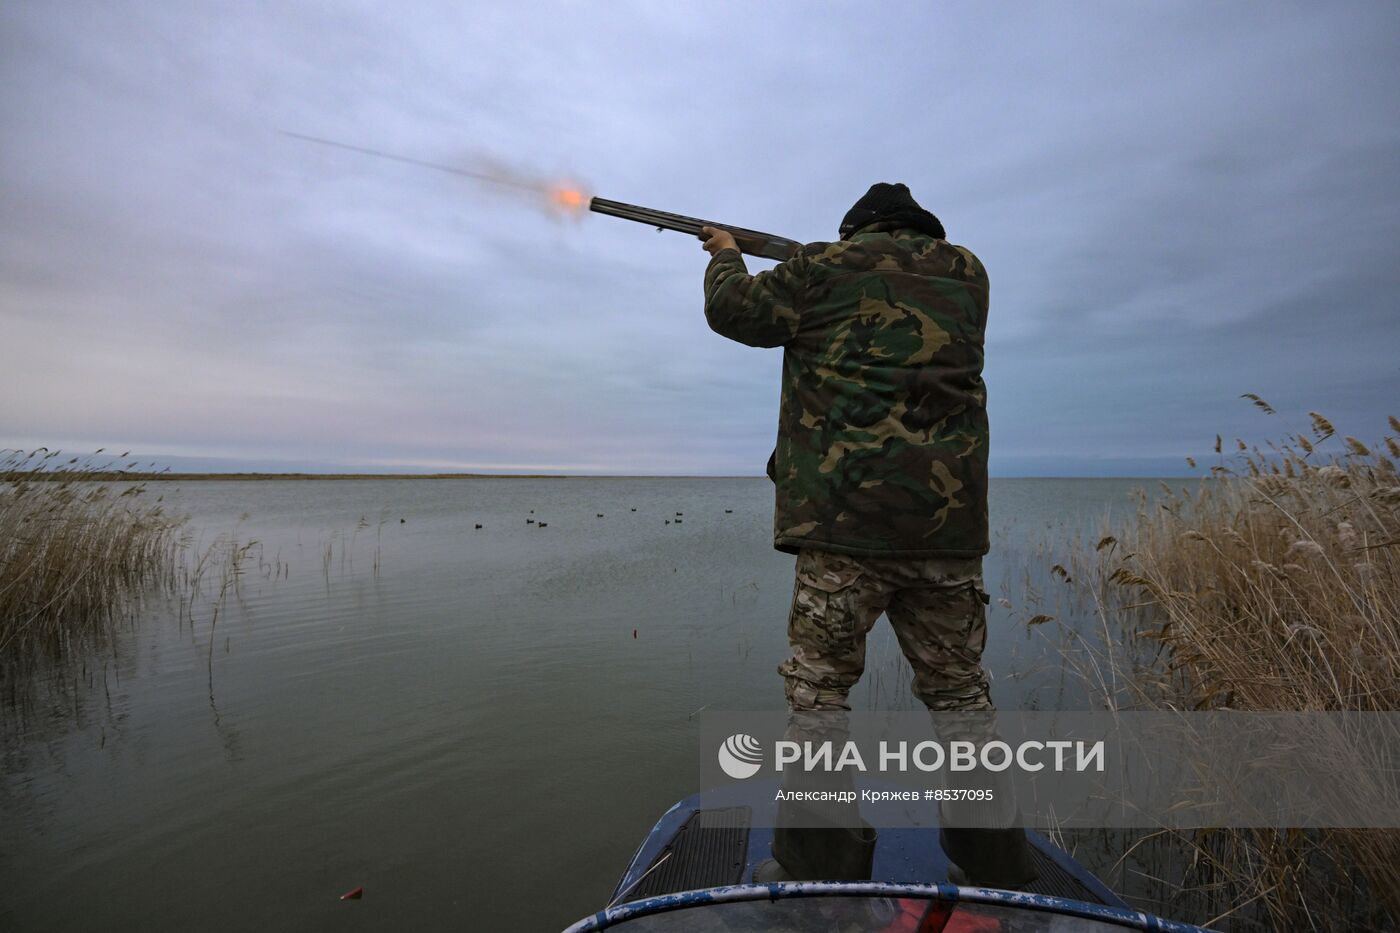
[[771, 822, 878, 881], [939, 825, 1039, 890]]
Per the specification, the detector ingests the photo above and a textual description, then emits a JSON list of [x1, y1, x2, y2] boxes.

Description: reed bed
[[0, 448, 186, 670], [1037, 408, 1400, 931]]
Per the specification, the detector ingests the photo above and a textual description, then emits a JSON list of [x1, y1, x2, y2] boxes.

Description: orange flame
[[548, 184, 591, 215]]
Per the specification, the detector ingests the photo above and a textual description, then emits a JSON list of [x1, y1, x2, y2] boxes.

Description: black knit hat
[[839, 183, 945, 240]]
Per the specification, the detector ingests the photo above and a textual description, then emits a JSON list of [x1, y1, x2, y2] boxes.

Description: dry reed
[[1039, 406, 1399, 931], [0, 448, 186, 669]]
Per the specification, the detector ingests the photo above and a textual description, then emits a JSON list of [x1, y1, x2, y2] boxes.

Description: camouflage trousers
[[773, 550, 1037, 885], [778, 548, 994, 714]]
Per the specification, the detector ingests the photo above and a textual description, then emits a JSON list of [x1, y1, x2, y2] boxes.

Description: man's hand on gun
[[699, 226, 738, 257]]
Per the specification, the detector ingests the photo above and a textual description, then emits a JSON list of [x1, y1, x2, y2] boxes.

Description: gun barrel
[[589, 197, 800, 262]]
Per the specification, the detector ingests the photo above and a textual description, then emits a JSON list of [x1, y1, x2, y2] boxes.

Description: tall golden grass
[[1045, 407, 1399, 931], [0, 448, 186, 669]]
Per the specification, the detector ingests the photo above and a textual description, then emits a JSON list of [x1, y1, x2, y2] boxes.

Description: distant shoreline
[[3, 471, 1194, 482], [3, 471, 766, 482]]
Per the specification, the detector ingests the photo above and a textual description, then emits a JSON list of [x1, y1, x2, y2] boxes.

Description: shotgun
[[280, 132, 802, 261], [588, 197, 801, 262]]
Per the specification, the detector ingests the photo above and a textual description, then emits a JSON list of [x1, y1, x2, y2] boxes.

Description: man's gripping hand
[[700, 226, 738, 257]]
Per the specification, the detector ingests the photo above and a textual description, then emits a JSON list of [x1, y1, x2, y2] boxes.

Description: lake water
[[0, 477, 1161, 931]]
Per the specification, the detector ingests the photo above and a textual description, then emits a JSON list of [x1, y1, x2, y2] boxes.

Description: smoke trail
[[280, 131, 591, 217]]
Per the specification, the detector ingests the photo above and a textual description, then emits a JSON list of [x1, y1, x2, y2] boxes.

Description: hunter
[[700, 183, 1036, 888]]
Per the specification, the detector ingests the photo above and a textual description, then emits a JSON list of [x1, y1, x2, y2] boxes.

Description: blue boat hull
[[610, 784, 1125, 908]]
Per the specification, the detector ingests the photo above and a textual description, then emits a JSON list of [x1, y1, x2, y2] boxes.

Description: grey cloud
[[3, 2, 1397, 475]]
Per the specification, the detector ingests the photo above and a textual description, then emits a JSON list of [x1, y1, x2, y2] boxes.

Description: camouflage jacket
[[703, 223, 989, 558]]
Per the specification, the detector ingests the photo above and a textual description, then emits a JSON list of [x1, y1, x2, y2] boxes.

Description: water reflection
[[1, 477, 1154, 931]]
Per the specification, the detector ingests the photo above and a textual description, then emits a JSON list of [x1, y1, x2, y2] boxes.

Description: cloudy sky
[[3, 2, 1397, 475]]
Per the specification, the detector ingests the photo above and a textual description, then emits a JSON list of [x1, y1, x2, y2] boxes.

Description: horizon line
[[8, 469, 1199, 482]]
